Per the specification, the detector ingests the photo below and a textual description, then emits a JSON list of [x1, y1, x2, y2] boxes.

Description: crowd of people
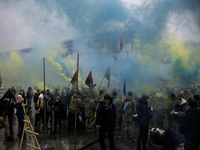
[[0, 84, 200, 150]]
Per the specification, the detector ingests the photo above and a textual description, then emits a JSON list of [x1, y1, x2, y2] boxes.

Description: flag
[[122, 79, 126, 101], [0, 70, 2, 87], [85, 71, 93, 87], [70, 70, 77, 85], [104, 67, 110, 88]]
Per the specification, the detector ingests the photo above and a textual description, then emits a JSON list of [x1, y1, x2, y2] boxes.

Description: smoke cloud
[[0, 0, 200, 94]]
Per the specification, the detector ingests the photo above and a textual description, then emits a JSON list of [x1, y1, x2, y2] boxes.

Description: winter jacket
[[173, 98, 189, 124], [96, 101, 116, 129], [15, 98, 24, 116], [136, 98, 153, 125], [180, 107, 200, 140], [54, 101, 64, 115], [163, 128, 185, 150]]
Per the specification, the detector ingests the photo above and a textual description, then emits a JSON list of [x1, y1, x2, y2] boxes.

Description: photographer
[[14, 95, 25, 138], [96, 94, 116, 150]]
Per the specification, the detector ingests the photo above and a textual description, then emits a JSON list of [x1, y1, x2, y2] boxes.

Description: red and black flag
[[70, 70, 77, 85], [104, 67, 110, 88], [85, 71, 93, 87]]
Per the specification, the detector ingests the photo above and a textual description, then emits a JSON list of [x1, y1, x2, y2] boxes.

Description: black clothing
[[99, 127, 115, 150], [136, 98, 153, 150], [173, 100, 189, 131], [34, 93, 40, 103], [26, 90, 33, 100], [0, 99, 9, 117], [136, 98, 153, 126], [54, 101, 63, 132], [60, 95, 67, 119], [180, 107, 200, 150], [54, 92, 60, 104], [46, 92, 54, 122], [15, 101, 25, 135], [163, 128, 185, 150], [96, 101, 116, 150]]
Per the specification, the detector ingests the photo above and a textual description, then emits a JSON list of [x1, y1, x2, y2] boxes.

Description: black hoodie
[[164, 128, 185, 150], [136, 97, 153, 125], [179, 107, 200, 140]]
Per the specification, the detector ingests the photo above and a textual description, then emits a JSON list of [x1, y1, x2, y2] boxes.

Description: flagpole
[[43, 57, 47, 139], [74, 53, 79, 150], [97, 76, 105, 92]]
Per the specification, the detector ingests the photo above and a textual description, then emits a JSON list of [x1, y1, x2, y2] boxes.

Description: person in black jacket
[[96, 94, 116, 150], [46, 89, 54, 123], [54, 96, 63, 133], [136, 95, 153, 150], [5, 88, 15, 136], [26, 87, 33, 112], [34, 89, 41, 108], [180, 100, 200, 150], [171, 96, 189, 131], [163, 128, 185, 150], [14, 95, 25, 137], [0, 94, 14, 141]]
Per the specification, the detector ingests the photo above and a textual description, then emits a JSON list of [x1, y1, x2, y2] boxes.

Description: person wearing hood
[[26, 87, 33, 112], [96, 94, 116, 150], [171, 96, 189, 131], [0, 94, 14, 141], [5, 88, 15, 136], [53, 96, 64, 133], [136, 94, 153, 150], [179, 101, 200, 150], [163, 128, 185, 150]]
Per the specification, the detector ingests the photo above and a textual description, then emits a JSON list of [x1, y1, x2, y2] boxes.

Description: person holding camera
[[14, 95, 25, 138], [96, 94, 116, 150]]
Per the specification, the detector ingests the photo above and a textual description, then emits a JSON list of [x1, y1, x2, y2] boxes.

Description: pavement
[[0, 108, 155, 150]]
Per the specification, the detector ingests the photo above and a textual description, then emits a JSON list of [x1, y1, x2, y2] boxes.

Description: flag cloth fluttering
[[70, 70, 77, 85], [85, 71, 93, 87], [104, 67, 110, 88], [122, 79, 126, 101]]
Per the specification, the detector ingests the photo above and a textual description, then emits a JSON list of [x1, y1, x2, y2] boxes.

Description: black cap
[[2, 94, 10, 99], [104, 94, 112, 100], [142, 94, 149, 101]]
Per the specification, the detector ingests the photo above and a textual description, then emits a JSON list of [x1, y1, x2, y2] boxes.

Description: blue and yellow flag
[[122, 79, 126, 102]]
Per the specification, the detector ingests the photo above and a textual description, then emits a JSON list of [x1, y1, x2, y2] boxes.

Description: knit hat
[[2, 94, 10, 99], [17, 95, 22, 98], [56, 96, 60, 100], [189, 100, 199, 108], [164, 128, 185, 150]]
